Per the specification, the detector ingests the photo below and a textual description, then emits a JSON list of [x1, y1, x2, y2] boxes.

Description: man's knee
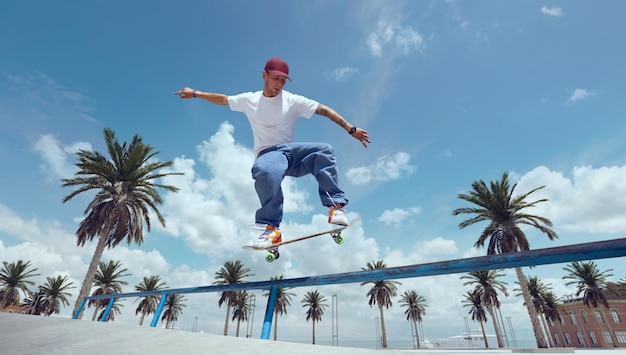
[[318, 143, 334, 154], [253, 165, 286, 183]]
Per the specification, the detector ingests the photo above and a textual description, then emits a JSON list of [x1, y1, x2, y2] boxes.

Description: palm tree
[[516, 276, 553, 347], [463, 289, 490, 348], [37, 275, 75, 316], [361, 260, 401, 349], [263, 275, 296, 341], [231, 291, 252, 337], [563, 261, 619, 347], [302, 290, 328, 344], [24, 290, 46, 315], [213, 260, 254, 336], [61, 127, 181, 319], [134, 275, 167, 326], [452, 172, 557, 348], [88, 260, 130, 321], [542, 291, 566, 347], [616, 277, 626, 297], [399, 290, 427, 348], [161, 294, 186, 329], [0, 260, 40, 309], [606, 281, 623, 296], [461, 269, 509, 347]]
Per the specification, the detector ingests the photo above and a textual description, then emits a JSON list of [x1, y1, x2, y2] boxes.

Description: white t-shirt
[[227, 90, 319, 156]]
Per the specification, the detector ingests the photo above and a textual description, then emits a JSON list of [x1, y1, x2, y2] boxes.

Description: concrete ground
[[1, 313, 624, 355]]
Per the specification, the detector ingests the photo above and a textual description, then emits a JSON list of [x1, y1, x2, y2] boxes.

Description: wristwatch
[[348, 126, 357, 135]]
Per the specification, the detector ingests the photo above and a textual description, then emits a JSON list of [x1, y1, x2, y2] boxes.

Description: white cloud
[[5, 73, 97, 124], [345, 152, 416, 185], [446, 0, 470, 31], [541, 6, 563, 17], [33, 134, 92, 180], [378, 207, 421, 227], [516, 165, 626, 234], [367, 33, 384, 57], [395, 27, 424, 55], [104, 247, 172, 280], [421, 236, 459, 256], [366, 20, 425, 57], [65, 141, 92, 153], [33, 135, 73, 179], [330, 67, 359, 82], [567, 88, 590, 103]]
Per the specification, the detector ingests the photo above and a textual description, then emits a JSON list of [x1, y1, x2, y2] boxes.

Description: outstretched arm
[[174, 87, 228, 106], [315, 104, 371, 147]]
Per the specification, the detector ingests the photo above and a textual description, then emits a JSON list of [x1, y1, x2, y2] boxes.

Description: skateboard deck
[[243, 216, 361, 262]]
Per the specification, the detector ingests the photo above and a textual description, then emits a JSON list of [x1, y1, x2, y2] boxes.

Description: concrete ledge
[[512, 349, 575, 353], [0, 313, 407, 355]]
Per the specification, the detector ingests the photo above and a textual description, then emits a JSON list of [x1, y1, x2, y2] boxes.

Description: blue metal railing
[[73, 237, 626, 339]]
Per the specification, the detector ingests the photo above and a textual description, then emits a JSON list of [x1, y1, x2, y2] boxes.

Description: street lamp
[[332, 293, 339, 346], [375, 317, 381, 348], [192, 316, 198, 332], [246, 294, 256, 338]]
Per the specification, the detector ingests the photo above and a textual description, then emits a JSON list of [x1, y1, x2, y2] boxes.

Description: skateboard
[[242, 216, 361, 262]]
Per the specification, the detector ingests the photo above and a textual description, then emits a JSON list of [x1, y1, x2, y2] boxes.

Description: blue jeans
[[251, 142, 348, 228]]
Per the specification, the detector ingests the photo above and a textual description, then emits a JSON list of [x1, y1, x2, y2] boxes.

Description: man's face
[[263, 71, 287, 97]]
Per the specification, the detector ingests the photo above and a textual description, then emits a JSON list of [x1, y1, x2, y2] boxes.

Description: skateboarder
[[175, 57, 370, 248]]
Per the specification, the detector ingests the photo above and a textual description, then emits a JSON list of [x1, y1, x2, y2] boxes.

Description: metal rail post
[[260, 286, 278, 339], [150, 293, 168, 328], [72, 298, 87, 319], [99, 297, 116, 322]]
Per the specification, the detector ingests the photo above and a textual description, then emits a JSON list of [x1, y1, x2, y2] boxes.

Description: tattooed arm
[[174, 87, 228, 105], [315, 104, 371, 147]]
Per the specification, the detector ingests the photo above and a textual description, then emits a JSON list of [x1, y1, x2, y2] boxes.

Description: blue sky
[[1, 0, 626, 347]]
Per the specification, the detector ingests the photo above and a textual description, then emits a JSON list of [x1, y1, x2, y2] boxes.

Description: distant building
[[0, 304, 29, 314], [547, 286, 626, 348]]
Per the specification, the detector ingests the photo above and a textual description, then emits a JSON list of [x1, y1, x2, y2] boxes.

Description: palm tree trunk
[[273, 309, 278, 341], [378, 304, 388, 348], [413, 319, 420, 348], [223, 303, 231, 336], [515, 267, 548, 348], [139, 312, 145, 326], [312, 319, 316, 344], [72, 234, 108, 319], [236, 319, 241, 337], [540, 314, 554, 347], [91, 306, 99, 321], [487, 305, 504, 347], [480, 320, 489, 348]]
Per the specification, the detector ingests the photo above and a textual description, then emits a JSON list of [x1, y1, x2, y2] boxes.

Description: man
[[175, 57, 370, 248]]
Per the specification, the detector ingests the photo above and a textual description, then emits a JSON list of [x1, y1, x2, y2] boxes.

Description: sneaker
[[328, 206, 348, 226], [253, 225, 282, 248]]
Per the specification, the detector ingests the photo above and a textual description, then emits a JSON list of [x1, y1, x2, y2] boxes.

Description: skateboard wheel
[[265, 249, 280, 262], [333, 234, 344, 244]]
